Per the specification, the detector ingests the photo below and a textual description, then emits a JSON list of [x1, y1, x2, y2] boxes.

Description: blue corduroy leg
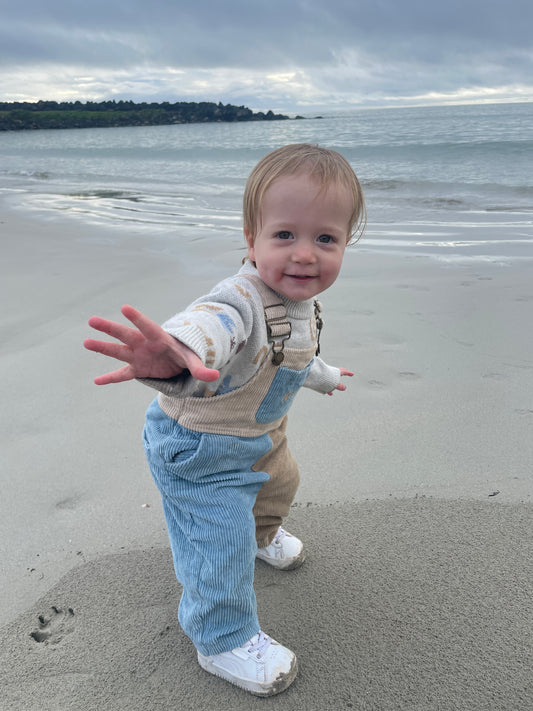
[[143, 399, 271, 656]]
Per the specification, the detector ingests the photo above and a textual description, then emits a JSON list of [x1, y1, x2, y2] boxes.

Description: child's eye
[[317, 234, 335, 244], [276, 231, 293, 240]]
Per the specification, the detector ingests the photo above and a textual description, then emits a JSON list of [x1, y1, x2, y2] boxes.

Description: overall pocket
[[255, 364, 310, 424]]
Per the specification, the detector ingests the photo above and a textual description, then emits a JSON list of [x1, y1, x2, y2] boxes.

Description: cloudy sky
[[1, 0, 531, 112]]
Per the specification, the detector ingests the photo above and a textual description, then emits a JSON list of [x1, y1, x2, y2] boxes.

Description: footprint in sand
[[397, 371, 421, 381], [30, 606, 75, 644], [367, 379, 387, 389], [350, 309, 375, 316], [395, 284, 430, 291]]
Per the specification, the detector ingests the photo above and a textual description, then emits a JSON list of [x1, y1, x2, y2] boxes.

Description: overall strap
[[240, 274, 292, 365], [241, 273, 323, 364], [314, 300, 323, 356]]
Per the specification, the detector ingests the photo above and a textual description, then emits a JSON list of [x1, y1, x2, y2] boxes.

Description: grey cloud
[[1, 0, 531, 106], [2, 0, 531, 69]]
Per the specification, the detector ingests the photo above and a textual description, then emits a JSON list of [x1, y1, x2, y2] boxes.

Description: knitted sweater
[[142, 261, 340, 399]]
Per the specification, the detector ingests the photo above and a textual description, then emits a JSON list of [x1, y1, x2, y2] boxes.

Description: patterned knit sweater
[[142, 260, 340, 399]]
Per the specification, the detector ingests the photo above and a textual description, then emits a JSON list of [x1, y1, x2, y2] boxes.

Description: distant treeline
[[0, 100, 293, 131]]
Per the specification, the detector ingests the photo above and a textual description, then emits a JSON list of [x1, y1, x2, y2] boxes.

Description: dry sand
[[1, 204, 532, 710]]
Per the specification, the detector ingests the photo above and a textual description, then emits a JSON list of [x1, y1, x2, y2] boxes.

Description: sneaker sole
[[256, 549, 306, 571], [198, 652, 298, 696]]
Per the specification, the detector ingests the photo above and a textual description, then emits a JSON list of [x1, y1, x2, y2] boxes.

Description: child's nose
[[292, 241, 316, 262]]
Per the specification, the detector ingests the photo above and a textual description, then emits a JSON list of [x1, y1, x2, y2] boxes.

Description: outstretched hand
[[84, 305, 220, 385], [327, 367, 354, 396]]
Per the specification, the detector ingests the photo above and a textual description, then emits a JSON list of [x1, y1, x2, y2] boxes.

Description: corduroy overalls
[[143, 276, 319, 655]]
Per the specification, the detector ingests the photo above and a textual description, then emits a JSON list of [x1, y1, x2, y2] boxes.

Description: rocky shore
[[0, 100, 292, 131]]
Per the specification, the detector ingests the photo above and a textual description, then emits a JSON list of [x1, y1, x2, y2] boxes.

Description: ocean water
[[1, 102, 532, 262]]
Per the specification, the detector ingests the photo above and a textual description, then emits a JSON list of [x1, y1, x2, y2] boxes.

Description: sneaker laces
[[273, 527, 287, 545], [247, 631, 273, 659]]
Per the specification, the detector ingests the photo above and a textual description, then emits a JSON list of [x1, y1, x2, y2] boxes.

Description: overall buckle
[[264, 304, 292, 365]]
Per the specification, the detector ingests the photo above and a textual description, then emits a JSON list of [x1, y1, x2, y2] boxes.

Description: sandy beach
[[1, 203, 532, 710]]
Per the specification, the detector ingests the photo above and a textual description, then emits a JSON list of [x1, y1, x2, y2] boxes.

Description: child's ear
[[244, 228, 255, 262]]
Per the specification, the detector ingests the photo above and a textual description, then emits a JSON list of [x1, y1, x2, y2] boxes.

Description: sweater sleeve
[[303, 356, 341, 394], [161, 278, 258, 370], [137, 272, 266, 398]]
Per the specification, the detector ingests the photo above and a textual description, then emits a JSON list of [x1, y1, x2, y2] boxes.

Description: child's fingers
[[93, 364, 134, 385], [181, 350, 220, 383], [189, 363, 220, 382], [88, 315, 140, 347], [84, 338, 133, 363], [328, 380, 348, 395], [121, 305, 164, 342]]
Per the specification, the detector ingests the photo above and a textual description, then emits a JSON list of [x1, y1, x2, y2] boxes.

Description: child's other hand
[[327, 368, 354, 396], [84, 305, 220, 385]]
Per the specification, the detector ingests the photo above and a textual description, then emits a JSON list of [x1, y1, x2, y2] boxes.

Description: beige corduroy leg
[[252, 416, 300, 548]]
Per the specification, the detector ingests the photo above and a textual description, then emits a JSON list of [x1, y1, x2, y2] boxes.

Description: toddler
[[84, 143, 365, 696]]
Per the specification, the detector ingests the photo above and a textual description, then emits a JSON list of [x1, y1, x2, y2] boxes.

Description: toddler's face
[[246, 172, 352, 302]]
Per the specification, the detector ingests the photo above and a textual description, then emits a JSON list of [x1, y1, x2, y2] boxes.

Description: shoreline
[[1, 203, 532, 709], [3, 185, 532, 267]]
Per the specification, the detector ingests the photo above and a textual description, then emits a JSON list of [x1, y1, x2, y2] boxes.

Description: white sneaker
[[256, 527, 305, 570], [197, 631, 297, 696]]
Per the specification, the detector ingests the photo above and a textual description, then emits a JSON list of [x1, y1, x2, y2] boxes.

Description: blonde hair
[[243, 143, 366, 244]]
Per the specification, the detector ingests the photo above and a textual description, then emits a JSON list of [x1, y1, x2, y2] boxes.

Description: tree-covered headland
[[0, 100, 293, 131]]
